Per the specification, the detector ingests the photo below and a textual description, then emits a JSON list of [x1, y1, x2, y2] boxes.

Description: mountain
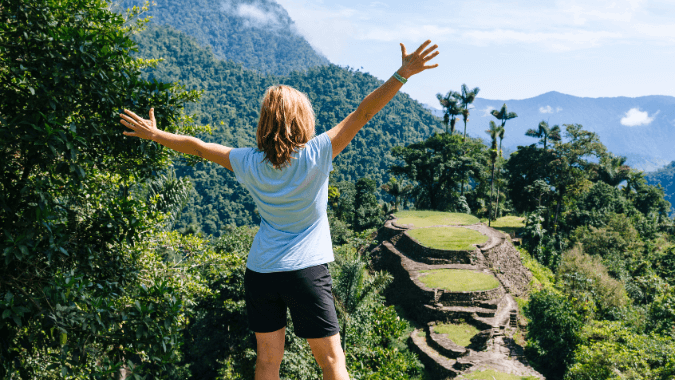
[[646, 161, 675, 215], [428, 91, 675, 171], [116, 0, 329, 75], [133, 25, 442, 235]]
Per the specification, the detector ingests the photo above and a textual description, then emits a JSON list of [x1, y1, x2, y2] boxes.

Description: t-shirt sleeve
[[314, 132, 333, 176], [228, 148, 250, 184]]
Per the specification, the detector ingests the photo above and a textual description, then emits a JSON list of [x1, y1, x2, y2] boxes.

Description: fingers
[[120, 114, 139, 126], [421, 44, 438, 58], [424, 50, 440, 61], [124, 109, 144, 123], [150, 108, 155, 123], [400, 43, 407, 57], [424, 63, 440, 70], [413, 39, 432, 56]]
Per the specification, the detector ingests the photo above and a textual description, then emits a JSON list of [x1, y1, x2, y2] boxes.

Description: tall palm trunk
[[488, 162, 495, 226], [495, 186, 501, 220]]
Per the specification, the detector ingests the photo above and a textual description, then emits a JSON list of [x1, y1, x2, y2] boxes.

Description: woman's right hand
[[397, 40, 439, 79]]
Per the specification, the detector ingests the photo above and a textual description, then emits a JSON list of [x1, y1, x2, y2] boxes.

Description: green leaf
[[28, 86, 35, 95], [2, 310, 11, 319], [60, 333, 67, 346]]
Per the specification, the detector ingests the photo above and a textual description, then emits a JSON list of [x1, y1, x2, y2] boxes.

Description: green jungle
[[2, 0, 675, 379]]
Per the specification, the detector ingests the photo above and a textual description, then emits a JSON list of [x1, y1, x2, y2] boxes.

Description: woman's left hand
[[120, 108, 158, 140]]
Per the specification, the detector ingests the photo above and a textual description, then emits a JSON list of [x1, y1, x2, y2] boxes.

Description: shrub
[[567, 320, 675, 380], [524, 288, 583, 380], [556, 247, 629, 320]]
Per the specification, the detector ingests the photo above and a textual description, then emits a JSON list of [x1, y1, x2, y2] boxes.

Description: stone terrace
[[370, 214, 545, 379]]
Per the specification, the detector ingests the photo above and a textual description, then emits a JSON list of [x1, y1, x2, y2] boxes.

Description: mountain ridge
[[427, 91, 675, 172]]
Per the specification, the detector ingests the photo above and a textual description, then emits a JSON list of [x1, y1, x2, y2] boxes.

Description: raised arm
[[120, 108, 234, 171], [326, 40, 439, 159]]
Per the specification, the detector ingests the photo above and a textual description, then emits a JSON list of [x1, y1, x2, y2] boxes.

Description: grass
[[458, 369, 539, 380], [488, 215, 526, 236], [394, 210, 479, 228], [432, 322, 480, 347], [417, 269, 501, 292], [407, 227, 488, 251]]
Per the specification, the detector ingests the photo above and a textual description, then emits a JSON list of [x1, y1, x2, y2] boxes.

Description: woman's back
[[229, 132, 334, 273]]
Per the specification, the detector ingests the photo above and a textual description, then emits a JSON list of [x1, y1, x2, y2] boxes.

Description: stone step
[[438, 296, 502, 310], [425, 303, 498, 318], [408, 328, 459, 380], [425, 323, 469, 359]]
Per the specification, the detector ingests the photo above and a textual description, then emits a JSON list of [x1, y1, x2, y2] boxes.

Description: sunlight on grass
[[432, 322, 480, 347], [489, 215, 525, 236], [458, 369, 539, 380], [408, 227, 488, 251], [395, 210, 479, 228], [418, 269, 500, 292]]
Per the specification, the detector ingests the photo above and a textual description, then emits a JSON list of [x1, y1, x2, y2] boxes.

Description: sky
[[273, 0, 675, 107]]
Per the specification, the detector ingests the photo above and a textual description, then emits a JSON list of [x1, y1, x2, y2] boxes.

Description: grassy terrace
[[458, 369, 539, 380], [432, 322, 480, 347], [394, 210, 479, 228], [418, 269, 500, 292], [407, 227, 488, 251], [484, 215, 525, 236]]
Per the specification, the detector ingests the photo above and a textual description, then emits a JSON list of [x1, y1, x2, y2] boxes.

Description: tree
[[525, 289, 583, 380], [332, 241, 393, 354], [596, 154, 631, 187], [0, 0, 206, 377], [391, 133, 488, 211], [457, 84, 480, 142], [489, 103, 517, 155], [354, 178, 383, 232], [525, 120, 561, 150], [436, 90, 461, 134], [380, 177, 412, 212], [485, 121, 503, 224], [490, 104, 516, 218], [547, 124, 607, 228]]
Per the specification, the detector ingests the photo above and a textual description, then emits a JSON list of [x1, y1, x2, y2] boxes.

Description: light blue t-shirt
[[229, 132, 334, 273]]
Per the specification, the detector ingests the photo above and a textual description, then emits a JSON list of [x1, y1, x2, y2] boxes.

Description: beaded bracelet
[[393, 72, 407, 84]]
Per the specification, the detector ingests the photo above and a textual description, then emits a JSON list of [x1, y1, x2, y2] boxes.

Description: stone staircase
[[370, 218, 545, 379]]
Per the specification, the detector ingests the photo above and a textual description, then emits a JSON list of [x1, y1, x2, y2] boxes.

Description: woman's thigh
[[281, 263, 340, 339]]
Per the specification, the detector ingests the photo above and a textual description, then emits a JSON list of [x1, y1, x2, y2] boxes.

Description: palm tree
[[332, 257, 393, 354], [457, 84, 480, 195], [436, 91, 462, 134], [525, 120, 561, 149], [458, 84, 480, 142], [486, 121, 503, 225], [597, 154, 631, 187], [381, 177, 412, 212], [490, 103, 518, 155], [489, 104, 516, 219]]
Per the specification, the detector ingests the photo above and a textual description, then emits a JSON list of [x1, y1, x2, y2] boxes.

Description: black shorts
[[244, 263, 340, 339]]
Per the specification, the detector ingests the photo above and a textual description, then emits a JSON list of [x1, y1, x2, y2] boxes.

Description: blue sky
[[274, 0, 675, 106]]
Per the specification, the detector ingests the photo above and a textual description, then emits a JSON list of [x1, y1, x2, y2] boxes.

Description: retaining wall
[[394, 231, 476, 265]]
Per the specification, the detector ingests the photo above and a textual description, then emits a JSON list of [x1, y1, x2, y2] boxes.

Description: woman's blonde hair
[[257, 85, 315, 169]]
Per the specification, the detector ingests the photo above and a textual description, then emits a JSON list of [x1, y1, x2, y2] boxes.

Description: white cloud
[[482, 106, 496, 117], [620, 108, 659, 126], [540, 105, 563, 113], [221, 0, 282, 28]]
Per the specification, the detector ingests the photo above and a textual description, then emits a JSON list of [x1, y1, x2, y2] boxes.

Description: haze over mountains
[[427, 91, 675, 172]]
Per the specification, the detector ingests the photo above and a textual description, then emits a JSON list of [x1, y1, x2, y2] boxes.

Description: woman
[[120, 39, 438, 380]]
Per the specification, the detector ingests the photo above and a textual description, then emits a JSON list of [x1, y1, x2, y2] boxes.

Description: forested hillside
[[116, 0, 329, 75], [646, 161, 675, 216], [133, 25, 442, 235]]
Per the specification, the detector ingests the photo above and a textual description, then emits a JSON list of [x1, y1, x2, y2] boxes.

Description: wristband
[[393, 72, 407, 84]]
